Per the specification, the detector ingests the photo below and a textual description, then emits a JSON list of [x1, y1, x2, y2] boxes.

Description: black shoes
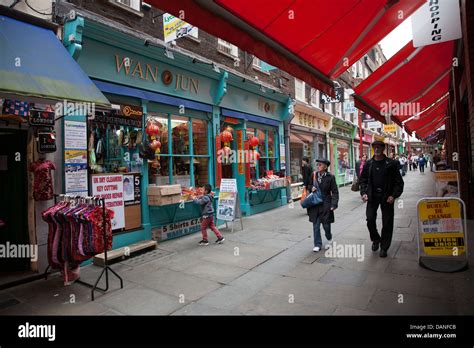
[[198, 240, 209, 246], [215, 237, 225, 244], [380, 249, 388, 258], [372, 241, 380, 252]]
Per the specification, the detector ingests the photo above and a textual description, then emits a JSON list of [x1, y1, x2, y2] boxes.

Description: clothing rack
[[44, 194, 123, 301]]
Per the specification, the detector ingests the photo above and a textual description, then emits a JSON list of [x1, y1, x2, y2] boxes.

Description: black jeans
[[366, 194, 395, 251]]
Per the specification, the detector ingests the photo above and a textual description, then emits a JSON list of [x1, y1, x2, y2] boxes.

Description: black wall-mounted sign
[[29, 110, 55, 127], [93, 105, 143, 128], [37, 131, 57, 153], [320, 87, 344, 104]]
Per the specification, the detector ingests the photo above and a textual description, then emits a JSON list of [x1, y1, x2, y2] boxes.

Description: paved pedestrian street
[[1, 170, 472, 316]]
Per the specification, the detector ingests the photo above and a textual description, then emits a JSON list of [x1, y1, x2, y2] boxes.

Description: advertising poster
[[64, 121, 87, 149], [64, 121, 88, 195], [163, 13, 197, 43], [217, 179, 238, 221], [418, 199, 465, 256], [92, 174, 125, 230], [123, 173, 141, 206], [434, 170, 459, 198]]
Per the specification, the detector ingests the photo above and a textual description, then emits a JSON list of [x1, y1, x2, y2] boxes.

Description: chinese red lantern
[[221, 130, 233, 143], [249, 136, 259, 148], [225, 126, 234, 133], [146, 122, 160, 137], [253, 151, 260, 161]]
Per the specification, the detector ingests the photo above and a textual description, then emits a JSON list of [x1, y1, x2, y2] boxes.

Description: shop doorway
[[0, 129, 30, 272]]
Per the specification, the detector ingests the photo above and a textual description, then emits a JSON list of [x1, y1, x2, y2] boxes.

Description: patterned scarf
[[317, 171, 327, 184]]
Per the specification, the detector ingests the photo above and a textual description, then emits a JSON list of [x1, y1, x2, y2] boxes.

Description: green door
[[0, 129, 30, 272]]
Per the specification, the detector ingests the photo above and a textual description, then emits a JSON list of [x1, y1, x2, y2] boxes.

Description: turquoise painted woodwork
[[214, 71, 228, 105], [63, 17, 84, 60]]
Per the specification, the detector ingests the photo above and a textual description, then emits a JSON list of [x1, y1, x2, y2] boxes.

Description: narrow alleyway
[[1, 169, 473, 315]]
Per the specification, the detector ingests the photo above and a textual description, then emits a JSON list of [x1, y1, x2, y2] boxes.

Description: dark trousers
[[366, 195, 395, 251], [419, 165, 425, 173]]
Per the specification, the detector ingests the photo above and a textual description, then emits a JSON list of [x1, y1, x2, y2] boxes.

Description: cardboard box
[[148, 184, 182, 196], [148, 194, 182, 206], [125, 205, 141, 230]]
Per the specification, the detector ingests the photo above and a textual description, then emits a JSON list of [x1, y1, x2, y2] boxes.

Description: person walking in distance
[[359, 141, 404, 257], [301, 157, 313, 193], [418, 154, 426, 173]]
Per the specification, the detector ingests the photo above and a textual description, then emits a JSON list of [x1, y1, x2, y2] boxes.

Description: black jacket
[[302, 164, 313, 191], [359, 156, 404, 202], [307, 171, 339, 224]]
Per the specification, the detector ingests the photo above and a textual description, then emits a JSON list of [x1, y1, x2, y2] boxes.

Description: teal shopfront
[[64, 16, 291, 246]]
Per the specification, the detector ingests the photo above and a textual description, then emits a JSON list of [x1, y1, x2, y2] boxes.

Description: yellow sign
[[383, 124, 397, 133], [418, 199, 465, 256], [418, 200, 462, 220], [422, 233, 465, 255], [64, 150, 87, 163]]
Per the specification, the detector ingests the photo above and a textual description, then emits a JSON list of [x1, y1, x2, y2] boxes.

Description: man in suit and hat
[[359, 140, 404, 257]]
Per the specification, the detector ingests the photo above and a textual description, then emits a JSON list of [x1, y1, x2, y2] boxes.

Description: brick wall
[[66, 0, 290, 95]]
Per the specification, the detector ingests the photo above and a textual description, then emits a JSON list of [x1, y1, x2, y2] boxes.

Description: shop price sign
[[416, 197, 468, 272], [92, 174, 125, 230]]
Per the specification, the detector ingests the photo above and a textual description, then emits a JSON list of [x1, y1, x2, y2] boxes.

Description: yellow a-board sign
[[418, 199, 465, 256]]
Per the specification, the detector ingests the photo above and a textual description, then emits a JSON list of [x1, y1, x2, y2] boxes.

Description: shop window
[[172, 156, 191, 187], [171, 115, 189, 154], [88, 110, 144, 175], [147, 113, 209, 188], [149, 157, 170, 185], [193, 157, 209, 187], [192, 119, 208, 155]]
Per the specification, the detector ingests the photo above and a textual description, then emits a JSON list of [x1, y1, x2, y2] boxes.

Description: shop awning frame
[[0, 7, 110, 107], [148, 0, 425, 97]]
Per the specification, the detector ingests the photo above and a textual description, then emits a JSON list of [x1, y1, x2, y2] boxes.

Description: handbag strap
[[313, 171, 321, 189]]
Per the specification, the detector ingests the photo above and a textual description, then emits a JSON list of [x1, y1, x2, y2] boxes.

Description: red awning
[[148, 0, 424, 96], [416, 115, 446, 139], [404, 96, 448, 135], [354, 40, 454, 125]]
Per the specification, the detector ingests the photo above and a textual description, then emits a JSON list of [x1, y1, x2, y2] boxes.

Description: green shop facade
[[63, 16, 291, 247], [328, 118, 356, 186]]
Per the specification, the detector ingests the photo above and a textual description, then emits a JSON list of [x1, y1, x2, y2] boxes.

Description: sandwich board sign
[[217, 178, 243, 232], [416, 197, 468, 272]]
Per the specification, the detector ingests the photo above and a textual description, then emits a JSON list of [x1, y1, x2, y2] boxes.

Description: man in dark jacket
[[301, 157, 313, 191], [359, 141, 404, 257], [307, 159, 339, 252]]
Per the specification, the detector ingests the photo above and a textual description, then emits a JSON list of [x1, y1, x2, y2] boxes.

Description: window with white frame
[[116, 0, 141, 11], [335, 103, 342, 118], [217, 38, 238, 57], [252, 56, 262, 69], [310, 88, 319, 107], [295, 79, 305, 102]]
